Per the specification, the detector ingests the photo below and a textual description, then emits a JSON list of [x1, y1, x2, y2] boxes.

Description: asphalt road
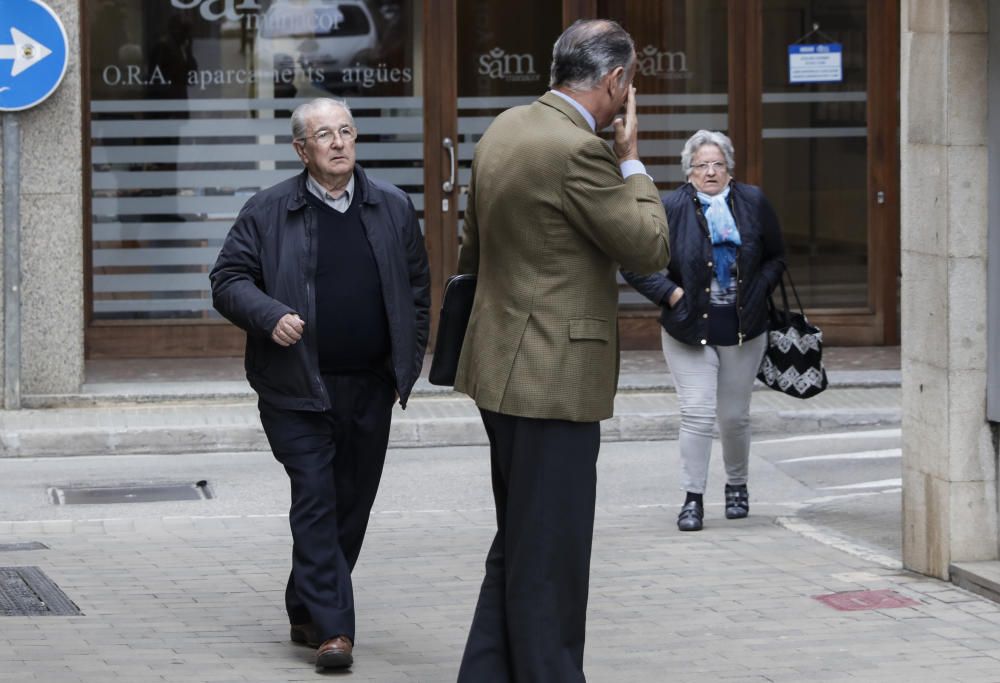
[[756, 427, 902, 560]]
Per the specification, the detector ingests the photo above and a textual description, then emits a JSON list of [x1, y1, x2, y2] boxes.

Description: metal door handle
[[442, 137, 456, 193]]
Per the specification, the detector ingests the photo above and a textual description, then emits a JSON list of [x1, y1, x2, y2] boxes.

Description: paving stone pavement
[[2, 503, 1000, 683], [1, 345, 951, 682]]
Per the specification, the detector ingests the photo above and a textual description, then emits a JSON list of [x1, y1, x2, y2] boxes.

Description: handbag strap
[[768, 265, 808, 326], [775, 267, 806, 316]]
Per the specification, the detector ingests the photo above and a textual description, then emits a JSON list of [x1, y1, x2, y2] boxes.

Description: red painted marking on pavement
[[814, 589, 920, 611]]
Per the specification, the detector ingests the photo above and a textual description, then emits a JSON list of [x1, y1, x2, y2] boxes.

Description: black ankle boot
[[677, 500, 704, 531], [724, 483, 749, 519]]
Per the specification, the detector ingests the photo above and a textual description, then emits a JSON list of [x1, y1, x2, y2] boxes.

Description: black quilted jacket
[[622, 181, 785, 346]]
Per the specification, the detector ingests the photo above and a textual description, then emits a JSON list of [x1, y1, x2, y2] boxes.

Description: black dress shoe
[[677, 500, 703, 531], [725, 483, 749, 519]]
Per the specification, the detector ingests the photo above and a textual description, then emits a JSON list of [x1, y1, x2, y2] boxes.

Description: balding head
[[549, 19, 636, 92], [290, 98, 355, 141]]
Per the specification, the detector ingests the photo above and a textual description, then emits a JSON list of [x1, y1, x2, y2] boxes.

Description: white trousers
[[661, 329, 767, 494]]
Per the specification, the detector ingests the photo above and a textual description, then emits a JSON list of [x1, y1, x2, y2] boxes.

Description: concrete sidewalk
[[0, 349, 902, 457], [2, 504, 1000, 682]]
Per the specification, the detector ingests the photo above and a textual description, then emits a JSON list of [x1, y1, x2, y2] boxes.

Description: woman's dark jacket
[[210, 166, 430, 410], [622, 181, 785, 346]]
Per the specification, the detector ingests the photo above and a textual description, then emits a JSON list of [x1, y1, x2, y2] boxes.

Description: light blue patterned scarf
[[696, 184, 740, 289]]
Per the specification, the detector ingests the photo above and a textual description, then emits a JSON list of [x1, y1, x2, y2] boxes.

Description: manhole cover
[[0, 566, 81, 616], [48, 480, 213, 505], [814, 589, 920, 611], [0, 542, 48, 552]]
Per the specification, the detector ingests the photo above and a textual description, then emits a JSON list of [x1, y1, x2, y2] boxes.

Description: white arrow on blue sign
[[0, 0, 68, 112]]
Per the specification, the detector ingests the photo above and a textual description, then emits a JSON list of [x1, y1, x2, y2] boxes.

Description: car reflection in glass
[[257, 0, 378, 96]]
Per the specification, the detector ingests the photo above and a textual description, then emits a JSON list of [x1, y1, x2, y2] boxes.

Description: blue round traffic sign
[[0, 0, 68, 111]]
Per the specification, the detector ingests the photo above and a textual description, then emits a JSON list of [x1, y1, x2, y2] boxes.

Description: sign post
[[0, 0, 69, 409], [2, 113, 20, 410]]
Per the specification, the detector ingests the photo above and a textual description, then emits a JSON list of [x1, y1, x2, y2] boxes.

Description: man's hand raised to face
[[272, 313, 305, 347], [612, 85, 640, 163]]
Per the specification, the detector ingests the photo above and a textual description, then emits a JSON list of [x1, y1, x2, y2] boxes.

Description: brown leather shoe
[[316, 635, 353, 669], [289, 623, 319, 648]]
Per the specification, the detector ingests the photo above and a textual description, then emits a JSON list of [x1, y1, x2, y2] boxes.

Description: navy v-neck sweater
[[307, 192, 391, 374]]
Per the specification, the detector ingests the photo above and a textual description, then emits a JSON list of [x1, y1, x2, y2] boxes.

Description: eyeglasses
[[298, 125, 357, 145], [691, 161, 727, 173]]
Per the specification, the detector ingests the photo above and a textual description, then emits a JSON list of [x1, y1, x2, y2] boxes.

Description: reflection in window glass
[[762, 0, 868, 309], [259, 6, 372, 39], [87, 1, 420, 322]]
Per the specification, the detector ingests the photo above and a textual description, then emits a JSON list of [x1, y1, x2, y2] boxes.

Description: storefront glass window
[[88, 0, 420, 322]]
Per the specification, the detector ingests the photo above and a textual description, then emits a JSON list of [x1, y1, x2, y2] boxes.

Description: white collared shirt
[[306, 173, 355, 213], [547, 89, 648, 180]]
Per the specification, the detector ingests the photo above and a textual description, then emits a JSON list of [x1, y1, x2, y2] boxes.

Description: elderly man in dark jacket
[[210, 97, 429, 671]]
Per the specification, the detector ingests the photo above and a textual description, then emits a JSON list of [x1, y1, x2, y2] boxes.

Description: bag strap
[[767, 265, 808, 327], [775, 267, 806, 316]]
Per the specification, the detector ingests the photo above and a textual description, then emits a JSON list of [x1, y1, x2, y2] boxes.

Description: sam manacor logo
[[636, 44, 690, 79], [478, 47, 541, 83]]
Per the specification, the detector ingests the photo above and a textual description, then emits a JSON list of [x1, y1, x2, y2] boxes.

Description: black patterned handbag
[[756, 270, 828, 399]]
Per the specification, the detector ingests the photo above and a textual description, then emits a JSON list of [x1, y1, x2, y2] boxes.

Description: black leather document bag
[[428, 274, 477, 386]]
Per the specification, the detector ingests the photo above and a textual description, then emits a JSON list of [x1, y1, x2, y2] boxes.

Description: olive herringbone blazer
[[454, 92, 669, 422]]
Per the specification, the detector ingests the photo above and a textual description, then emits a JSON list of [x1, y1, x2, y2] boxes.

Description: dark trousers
[[258, 372, 394, 644], [458, 409, 600, 683]]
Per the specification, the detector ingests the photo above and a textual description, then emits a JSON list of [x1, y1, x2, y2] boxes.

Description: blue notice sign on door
[[0, 0, 69, 111], [788, 44, 843, 84]]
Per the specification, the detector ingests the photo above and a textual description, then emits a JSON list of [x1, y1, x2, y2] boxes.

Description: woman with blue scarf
[[622, 130, 786, 532]]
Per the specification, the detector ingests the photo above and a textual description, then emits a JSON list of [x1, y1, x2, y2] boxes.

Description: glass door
[[599, 0, 730, 346], [428, 0, 735, 349], [422, 0, 566, 333], [758, 0, 899, 344], [761, 0, 869, 309]]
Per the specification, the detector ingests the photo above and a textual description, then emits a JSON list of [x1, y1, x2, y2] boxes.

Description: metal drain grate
[[0, 542, 48, 552], [48, 480, 214, 505], [0, 566, 82, 616]]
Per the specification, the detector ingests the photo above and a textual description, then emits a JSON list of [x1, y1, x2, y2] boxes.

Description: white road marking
[[780, 448, 901, 464], [755, 428, 901, 445], [806, 489, 901, 505], [818, 478, 902, 491]]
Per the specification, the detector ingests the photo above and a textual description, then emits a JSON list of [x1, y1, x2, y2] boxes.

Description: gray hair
[[549, 19, 636, 91], [680, 130, 735, 178], [290, 98, 355, 140]]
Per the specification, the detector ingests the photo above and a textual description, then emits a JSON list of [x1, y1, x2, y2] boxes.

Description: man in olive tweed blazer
[[455, 19, 669, 683]]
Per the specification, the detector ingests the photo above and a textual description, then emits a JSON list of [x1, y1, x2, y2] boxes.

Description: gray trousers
[[661, 329, 767, 494]]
